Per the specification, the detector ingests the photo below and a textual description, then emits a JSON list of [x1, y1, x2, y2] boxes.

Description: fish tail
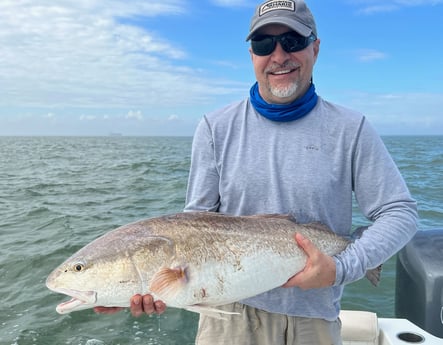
[[351, 226, 370, 241], [365, 265, 382, 287]]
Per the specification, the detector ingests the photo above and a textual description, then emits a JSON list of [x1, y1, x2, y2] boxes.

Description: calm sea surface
[[0, 136, 442, 345]]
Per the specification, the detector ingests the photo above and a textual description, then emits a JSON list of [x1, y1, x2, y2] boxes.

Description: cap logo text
[[259, 0, 295, 16]]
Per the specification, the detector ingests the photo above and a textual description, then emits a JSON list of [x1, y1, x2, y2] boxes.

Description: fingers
[[295, 232, 315, 256], [130, 294, 166, 317], [130, 294, 144, 317], [154, 299, 166, 314], [281, 233, 313, 289], [282, 232, 336, 290], [94, 294, 166, 317]]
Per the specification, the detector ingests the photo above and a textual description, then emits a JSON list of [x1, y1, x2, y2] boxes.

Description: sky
[[1, 0, 442, 136]]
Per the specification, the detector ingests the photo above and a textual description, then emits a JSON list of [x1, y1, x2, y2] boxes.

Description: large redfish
[[46, 212, 379, 316]]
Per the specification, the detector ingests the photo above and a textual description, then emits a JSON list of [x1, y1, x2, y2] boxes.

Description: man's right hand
[[94, 294, 166, 317]]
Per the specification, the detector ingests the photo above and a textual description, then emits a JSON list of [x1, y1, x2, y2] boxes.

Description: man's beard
[[269, 81, 299, 99], [265, 61, 300, 99]]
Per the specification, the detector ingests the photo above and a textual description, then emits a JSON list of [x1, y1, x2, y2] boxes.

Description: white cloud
[[210, 0, 252, 7], [355, 49, 388, 62], [80, 115, 97, 121], [357, 5, 398, 14], [168, 114, 179, 121], [348, 0, 443, 14], [0, 0, 237, 111], [125, 110, 144, 121], [333, 90, 443, 134]]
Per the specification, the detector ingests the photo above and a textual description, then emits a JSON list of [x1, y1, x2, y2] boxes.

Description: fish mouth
[[49, 287, 97, 314]]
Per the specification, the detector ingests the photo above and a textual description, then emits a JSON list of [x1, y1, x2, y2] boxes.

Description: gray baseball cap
[[246, 0, 317, 41]]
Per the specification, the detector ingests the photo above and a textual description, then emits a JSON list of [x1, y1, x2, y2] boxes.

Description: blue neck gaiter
[[249, 82, 318, 122]]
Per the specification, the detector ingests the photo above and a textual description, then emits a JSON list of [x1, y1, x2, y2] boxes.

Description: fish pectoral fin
[[149, 266, 187, 300], [185, 305, 241, 320]]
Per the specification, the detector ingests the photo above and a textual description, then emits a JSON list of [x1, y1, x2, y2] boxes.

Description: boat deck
[[340, 310, 442, 345]]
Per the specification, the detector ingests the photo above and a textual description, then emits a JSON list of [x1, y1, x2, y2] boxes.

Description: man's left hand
[[282, 233, 336, 289]]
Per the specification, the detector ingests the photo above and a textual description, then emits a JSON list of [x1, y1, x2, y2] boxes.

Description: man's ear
[[313, 38, 320, 63], [249, 47, 254, 61]]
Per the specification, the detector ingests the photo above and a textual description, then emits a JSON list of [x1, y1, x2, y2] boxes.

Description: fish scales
[[46, 212, 376, 316], [153, 214, 295, 261]]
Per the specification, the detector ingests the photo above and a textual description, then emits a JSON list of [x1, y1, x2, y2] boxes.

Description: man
[[97, 1, 418, 344]]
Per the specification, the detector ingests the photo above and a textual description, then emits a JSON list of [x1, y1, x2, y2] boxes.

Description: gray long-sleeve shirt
[[184, 96, 418, 320]]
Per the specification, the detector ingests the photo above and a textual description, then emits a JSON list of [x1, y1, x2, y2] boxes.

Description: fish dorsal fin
[[305, 221, 335, 234], [247, 214, 297, 222], [149, 266, 187, 300]]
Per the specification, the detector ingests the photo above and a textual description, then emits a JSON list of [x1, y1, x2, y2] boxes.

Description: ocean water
[[0, 135, 442, 345]]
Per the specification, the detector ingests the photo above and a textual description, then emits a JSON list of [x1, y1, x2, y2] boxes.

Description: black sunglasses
[[251, 31, 316, 56]]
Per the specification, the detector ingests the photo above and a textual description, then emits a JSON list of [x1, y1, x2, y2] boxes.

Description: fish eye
[[73, 263, 85, 272]]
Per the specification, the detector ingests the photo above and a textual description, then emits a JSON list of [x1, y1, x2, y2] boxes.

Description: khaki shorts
[[195, 303, 342, 345]]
